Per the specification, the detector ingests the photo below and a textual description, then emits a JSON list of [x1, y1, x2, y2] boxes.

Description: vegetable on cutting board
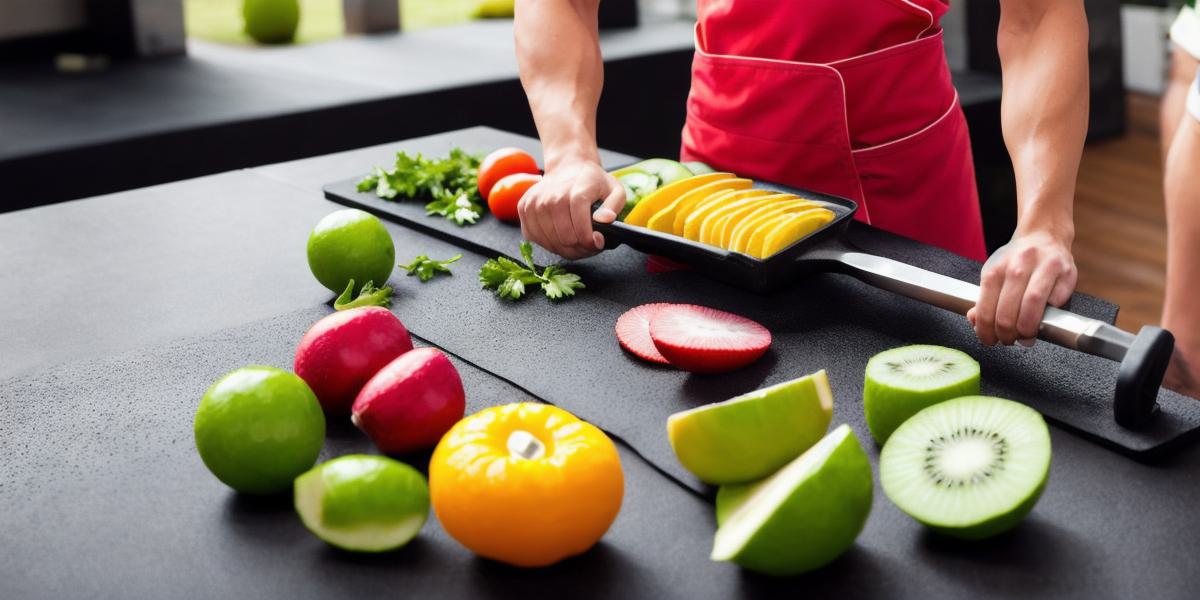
[[478, 241, 585, 301], [358, 148, 485, 226]]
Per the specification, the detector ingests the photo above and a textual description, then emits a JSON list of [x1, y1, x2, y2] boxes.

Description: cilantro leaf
[[334, 279, 393, 310], [357, 148, 484, 226], [401, 254, 462, 282], [478, 244, 585, 302]]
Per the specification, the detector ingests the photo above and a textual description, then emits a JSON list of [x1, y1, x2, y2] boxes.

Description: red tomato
[[488, 173, 541, 222], [478, 147, 539, 200]]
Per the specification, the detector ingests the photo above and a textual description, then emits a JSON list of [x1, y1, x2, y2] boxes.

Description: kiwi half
[[863, 345, 980, 444], [879, 396, 1051, 540]]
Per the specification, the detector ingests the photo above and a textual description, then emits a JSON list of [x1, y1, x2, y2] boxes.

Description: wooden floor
[[1073, 93, 1167, 331]]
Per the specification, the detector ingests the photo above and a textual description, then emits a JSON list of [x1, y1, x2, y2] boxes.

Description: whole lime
[[243, 0, 300, 44], [295, 455, 430, 552], [307, 209, 396, 294], [195, 366, 326, 494]]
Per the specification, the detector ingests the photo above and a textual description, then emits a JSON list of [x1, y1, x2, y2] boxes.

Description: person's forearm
[[515, 0, 604, 170], [997, 0, 1089, 243], [1163, 117, 1200, 355]]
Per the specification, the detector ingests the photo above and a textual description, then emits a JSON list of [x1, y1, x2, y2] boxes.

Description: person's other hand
[[517, 159, 625, 260], [967, 230, 1077, 346]]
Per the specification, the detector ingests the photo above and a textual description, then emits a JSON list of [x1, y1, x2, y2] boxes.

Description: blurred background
[[0, 0, 1180, 331]]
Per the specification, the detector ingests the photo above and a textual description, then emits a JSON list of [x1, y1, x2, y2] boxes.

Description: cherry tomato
[[488, 173, 541, 222], [478, 147, 539, 200]]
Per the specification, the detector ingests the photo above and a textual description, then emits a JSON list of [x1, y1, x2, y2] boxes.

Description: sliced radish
[[616, 303, 675, 365], [649, 305, 771, 373]]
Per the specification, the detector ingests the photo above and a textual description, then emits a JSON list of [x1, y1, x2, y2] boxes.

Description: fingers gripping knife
[[592, 184, 1176, 430]]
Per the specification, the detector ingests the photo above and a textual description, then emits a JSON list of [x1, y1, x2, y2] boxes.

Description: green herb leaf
[[357, 148, 484, 226], [333, 279, 393, 310], [401, 253, 462, 282], [478, 244, 584, 302]]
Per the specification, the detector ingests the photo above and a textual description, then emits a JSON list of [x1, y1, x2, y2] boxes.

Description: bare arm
[[970, 0, 1087, 346], [1163, 114, 1200, 397], [514, 0, 624, 259]]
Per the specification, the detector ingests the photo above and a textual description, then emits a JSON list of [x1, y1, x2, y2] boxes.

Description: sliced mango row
[[622, 174, 836, 259]]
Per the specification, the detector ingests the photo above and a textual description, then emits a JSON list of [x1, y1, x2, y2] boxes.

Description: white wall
[[1122, 4, 1173, 95], [0, 0, 86, 41]]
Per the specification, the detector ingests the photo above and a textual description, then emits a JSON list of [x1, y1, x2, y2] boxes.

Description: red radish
[[294, 307, 414, 414], [649, 304, 771, 373], [615, 303, 675, 365], [352, 347, 466, 454]]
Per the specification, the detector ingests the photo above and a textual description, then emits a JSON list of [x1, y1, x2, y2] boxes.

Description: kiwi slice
[[880, 396, 1051, 540], [863, 345, 980, 444]]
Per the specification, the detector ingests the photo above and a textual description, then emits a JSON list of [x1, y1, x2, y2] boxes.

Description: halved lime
[[194, 366, 326, 494], [295, 455, 430, 552]]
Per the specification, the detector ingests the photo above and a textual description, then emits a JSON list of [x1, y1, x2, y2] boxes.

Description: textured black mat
[[9, 307, 1200, 599], [325, 177, 1200, 469]]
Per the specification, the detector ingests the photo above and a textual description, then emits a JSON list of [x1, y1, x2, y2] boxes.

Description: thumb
[[592, 184, 626, 224]]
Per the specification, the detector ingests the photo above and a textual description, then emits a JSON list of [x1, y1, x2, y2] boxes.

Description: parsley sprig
[[479, 242, 585, 301], [357, 148, 484, 226], [401, 254, 462, 282], [334, 279, 392, 310]]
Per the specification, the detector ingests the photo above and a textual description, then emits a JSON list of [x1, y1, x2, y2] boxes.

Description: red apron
[[680, 0, 987, 261]]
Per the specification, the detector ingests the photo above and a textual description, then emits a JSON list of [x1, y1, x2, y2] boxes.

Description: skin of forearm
[[515, 0, 604, 170], [1163, 118, 1200, 353], [997, 0, 1089, 243]]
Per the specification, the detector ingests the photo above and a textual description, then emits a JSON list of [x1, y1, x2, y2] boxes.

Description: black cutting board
[[323, 177, 1200, 472]]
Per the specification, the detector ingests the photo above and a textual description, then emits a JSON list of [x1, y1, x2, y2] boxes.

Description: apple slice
[[667, 370, 834, 484], [712, 424, 873, 576]]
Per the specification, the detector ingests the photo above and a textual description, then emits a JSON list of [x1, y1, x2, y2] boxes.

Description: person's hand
[[517, 159, 625, 259], [967, 229, 1078, 346]]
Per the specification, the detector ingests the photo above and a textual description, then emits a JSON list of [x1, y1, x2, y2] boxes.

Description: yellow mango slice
[[623, 173, 733, 227], [683, 189, 773, 241], [757, 209, 836, 258], [729, 200, 821, 253], [714, 194, 801, 249], [675, 188, 736, 235], [697, 194, 781, 246], [646, 177, 748, 233]]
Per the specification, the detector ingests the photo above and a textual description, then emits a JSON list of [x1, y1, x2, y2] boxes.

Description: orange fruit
[[429, 403, 624, 567]]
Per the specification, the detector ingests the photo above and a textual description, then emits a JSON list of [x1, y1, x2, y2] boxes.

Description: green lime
[[307, 209, 396, 294], [295, 455, 430, 552], [243, 0, 300, 44], [194, 366, 326, 495]]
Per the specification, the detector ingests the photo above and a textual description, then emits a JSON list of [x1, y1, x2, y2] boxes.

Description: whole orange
[[429, 403, 624, 567]]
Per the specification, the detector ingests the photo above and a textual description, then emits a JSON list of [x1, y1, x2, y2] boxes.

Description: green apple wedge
[[711, 424, 873, 576], [295, 455, 430, 552], [667, 370, 833, 484]]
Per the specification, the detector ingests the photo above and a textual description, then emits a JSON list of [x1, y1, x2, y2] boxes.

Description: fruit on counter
[[478, 241, 585, 301], [430, 403, 624, 567], [711, 424, 873, 576], [478, 147, 539, 200], [358, 148, 484, 226], [400, 253, 462, 282], [333, 279, 392, 311], [683, 161, 717, 175], [649, 304, 772, 373], [623, 172, 733, 227], [242, 0, 299, 44], [613, 158, 694, 187], [880, 396, 1051, 540], [307, 209, 396, 294], [646, 177, 750, 234], [863, 345, 981, 444], [294, 455, 430, 552], [667, 370, 834, 484], [351, 348, 466, 454], [194, 366, 325, 494], [487, 172, 540, 222], [293, 307, 414, 414], [614, 303, 674, 365]]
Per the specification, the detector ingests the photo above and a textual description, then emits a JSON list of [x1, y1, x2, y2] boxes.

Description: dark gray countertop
[[3, 127, 1198, 599]]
